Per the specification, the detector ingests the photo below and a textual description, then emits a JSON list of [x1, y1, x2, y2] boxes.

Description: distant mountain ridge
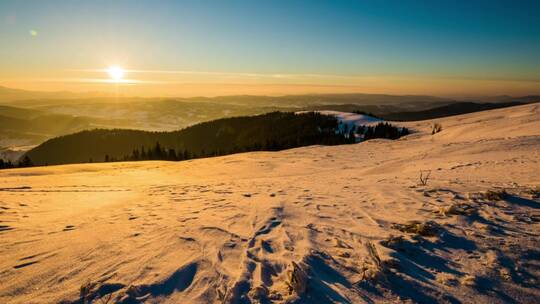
[[2, 85, 538, 105]]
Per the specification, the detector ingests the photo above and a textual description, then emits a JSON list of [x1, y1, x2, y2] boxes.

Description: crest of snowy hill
[[297, 110, 382, 127], [318, 110, 382, 127]]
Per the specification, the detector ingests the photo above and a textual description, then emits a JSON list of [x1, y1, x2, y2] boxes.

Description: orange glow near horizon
[[1, 69, 540, 98]]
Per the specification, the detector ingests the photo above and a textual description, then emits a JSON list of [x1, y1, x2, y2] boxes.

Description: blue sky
[[1, 0, 539, 96]]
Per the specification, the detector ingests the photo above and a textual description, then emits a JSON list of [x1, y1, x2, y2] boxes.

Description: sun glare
[[106, 66, 125, 82]]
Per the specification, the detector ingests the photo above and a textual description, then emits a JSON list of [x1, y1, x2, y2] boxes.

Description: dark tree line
[[102, 123, 408, 163], [103, 142, 195, 162], [112, 143, 193, 162], [0, 155, 33, 169], [23, 112, 410, 166], [26, 112, 355, 165], [356, 122, 409, 140]]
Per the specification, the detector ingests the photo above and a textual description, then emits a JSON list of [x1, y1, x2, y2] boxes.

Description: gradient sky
[[1, 0, 540, 97]]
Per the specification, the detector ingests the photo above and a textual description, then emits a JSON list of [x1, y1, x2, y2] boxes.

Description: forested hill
[[24, 112, 358, 165]]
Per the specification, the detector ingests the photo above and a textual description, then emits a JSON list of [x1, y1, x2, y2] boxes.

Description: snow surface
[[1, 104, 539, 303]]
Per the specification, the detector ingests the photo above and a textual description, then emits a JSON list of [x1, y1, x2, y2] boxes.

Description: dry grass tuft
[[79, 280, 114, 304], [438, 202, 476, 216], [436, 272, 458, 286], [483, 189, 508, 201], [380, 235, 405, 248], [391, 220, 439, 237], [248, 285, 269, 300], [484, 250, 500, 267], [431, 123, 442, 135], [361, 241, 384, 281], [526, 187, 540, 199], [79, 280, 97, 304], [286, 262, 308, 296], [460, 274, 477, 287], [499, 268, 512, 281]]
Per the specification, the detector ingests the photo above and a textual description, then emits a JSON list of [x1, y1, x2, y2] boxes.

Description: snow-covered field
[[0, 104, 539, 303]]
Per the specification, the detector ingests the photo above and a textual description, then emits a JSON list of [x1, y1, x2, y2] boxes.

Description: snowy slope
[[0, 104, 539, 303]]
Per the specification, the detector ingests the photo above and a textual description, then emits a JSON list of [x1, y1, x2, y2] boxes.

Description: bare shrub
[[419, 170, 431, 186]]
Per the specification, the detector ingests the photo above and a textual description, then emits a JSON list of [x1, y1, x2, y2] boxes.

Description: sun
[[106, 65, 125, 82]]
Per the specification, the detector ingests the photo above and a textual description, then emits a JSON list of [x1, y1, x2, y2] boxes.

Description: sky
[[1, 0, 540, 97]]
